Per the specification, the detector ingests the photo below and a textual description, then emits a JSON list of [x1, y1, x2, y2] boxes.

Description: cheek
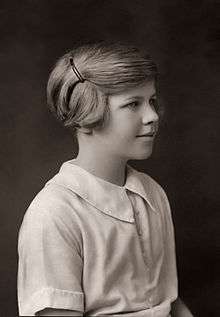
[[118, 114, 140, 131], [104, 113, 140, 142]]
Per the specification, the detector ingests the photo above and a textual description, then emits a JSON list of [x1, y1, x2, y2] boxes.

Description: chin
[[130, 148, 153, 160]]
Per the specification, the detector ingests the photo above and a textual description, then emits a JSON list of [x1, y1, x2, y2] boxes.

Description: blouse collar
[[46, 159, 157, 223]]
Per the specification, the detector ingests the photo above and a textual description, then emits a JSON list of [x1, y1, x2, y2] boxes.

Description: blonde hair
[[47, 41, 158, 134]]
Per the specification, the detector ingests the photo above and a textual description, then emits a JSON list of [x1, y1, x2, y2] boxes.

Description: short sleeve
[[17, 203, 84, 316]]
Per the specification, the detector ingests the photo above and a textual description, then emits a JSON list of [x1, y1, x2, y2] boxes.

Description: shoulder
[[130, 165, 168, 199], [139, 170, 165, 191], [128, 165, 171, 214], [28, 181, 80, 214], [19, 178, 83, 245]]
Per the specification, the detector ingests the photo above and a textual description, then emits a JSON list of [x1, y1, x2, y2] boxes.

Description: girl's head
[[47, 41, 158, 136]]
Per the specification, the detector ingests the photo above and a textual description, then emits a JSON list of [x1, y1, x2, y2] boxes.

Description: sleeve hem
[[19, 287, 84, 316]]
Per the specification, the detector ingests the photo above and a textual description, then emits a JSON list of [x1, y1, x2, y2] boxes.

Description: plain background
[[1, 0, 219, 316]]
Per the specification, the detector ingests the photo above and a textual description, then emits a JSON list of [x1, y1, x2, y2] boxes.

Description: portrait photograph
[[0, 1, 219, 316]]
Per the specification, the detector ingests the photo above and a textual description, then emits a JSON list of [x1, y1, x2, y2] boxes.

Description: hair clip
[[69, 57, 85, 83]]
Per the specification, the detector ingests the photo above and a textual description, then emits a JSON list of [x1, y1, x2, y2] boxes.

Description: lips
[[136, 131, 156, 137]]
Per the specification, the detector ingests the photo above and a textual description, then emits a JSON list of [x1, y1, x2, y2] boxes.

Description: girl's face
[[93, 80, 159, 161]]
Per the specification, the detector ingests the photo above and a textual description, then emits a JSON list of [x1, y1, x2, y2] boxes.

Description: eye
[[125, 101, 139, 111], [149, 97, 159, 111]]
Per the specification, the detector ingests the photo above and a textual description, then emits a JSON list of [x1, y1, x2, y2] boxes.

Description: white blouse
[[17, 160, 178, 316]]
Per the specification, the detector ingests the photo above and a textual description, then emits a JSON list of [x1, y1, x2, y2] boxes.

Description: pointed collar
[[45, 159, 158, 223]]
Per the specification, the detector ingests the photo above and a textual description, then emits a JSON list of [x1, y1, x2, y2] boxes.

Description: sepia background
[[1, 0, 219, 316]]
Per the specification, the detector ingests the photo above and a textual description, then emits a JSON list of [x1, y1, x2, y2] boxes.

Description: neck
[[73, 149, 127, 187]]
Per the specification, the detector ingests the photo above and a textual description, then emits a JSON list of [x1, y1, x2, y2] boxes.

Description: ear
[[77, 126, 93, 135]]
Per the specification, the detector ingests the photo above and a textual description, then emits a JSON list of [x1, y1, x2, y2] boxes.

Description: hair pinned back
[[69, 57, 85, 83], [47, 41, 158, 134]]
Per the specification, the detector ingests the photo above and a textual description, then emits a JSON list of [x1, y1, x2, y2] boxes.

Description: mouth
[[136, 132, 156, 137]]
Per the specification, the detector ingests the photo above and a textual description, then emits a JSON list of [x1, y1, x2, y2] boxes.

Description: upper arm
[[17, 201, 84, 316]]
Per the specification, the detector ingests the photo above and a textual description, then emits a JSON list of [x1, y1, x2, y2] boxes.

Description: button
[[135, 210, 139, 215]]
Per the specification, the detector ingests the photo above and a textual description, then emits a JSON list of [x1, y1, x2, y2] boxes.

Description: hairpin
[[69, 57, 85, 83]]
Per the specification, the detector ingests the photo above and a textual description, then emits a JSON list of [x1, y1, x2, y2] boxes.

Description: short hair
[[47, 41, 158, 134]]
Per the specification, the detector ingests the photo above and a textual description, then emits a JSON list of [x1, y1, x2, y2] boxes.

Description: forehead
[[108, 81, 156, 106]]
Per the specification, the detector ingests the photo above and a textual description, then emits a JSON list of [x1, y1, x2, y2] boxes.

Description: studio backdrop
[[0, 1, 219, 316]]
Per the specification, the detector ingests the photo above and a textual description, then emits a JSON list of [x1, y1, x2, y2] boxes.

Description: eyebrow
[[124, 92, 157, 102]]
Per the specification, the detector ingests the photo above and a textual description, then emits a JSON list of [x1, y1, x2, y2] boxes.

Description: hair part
[[47, 41, 158, 134]]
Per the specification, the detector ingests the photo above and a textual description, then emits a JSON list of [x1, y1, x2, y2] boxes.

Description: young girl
[[17, 41, 193, 316]]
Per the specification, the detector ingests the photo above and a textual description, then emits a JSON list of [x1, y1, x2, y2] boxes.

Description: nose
[[142, 102, 159, 125]]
